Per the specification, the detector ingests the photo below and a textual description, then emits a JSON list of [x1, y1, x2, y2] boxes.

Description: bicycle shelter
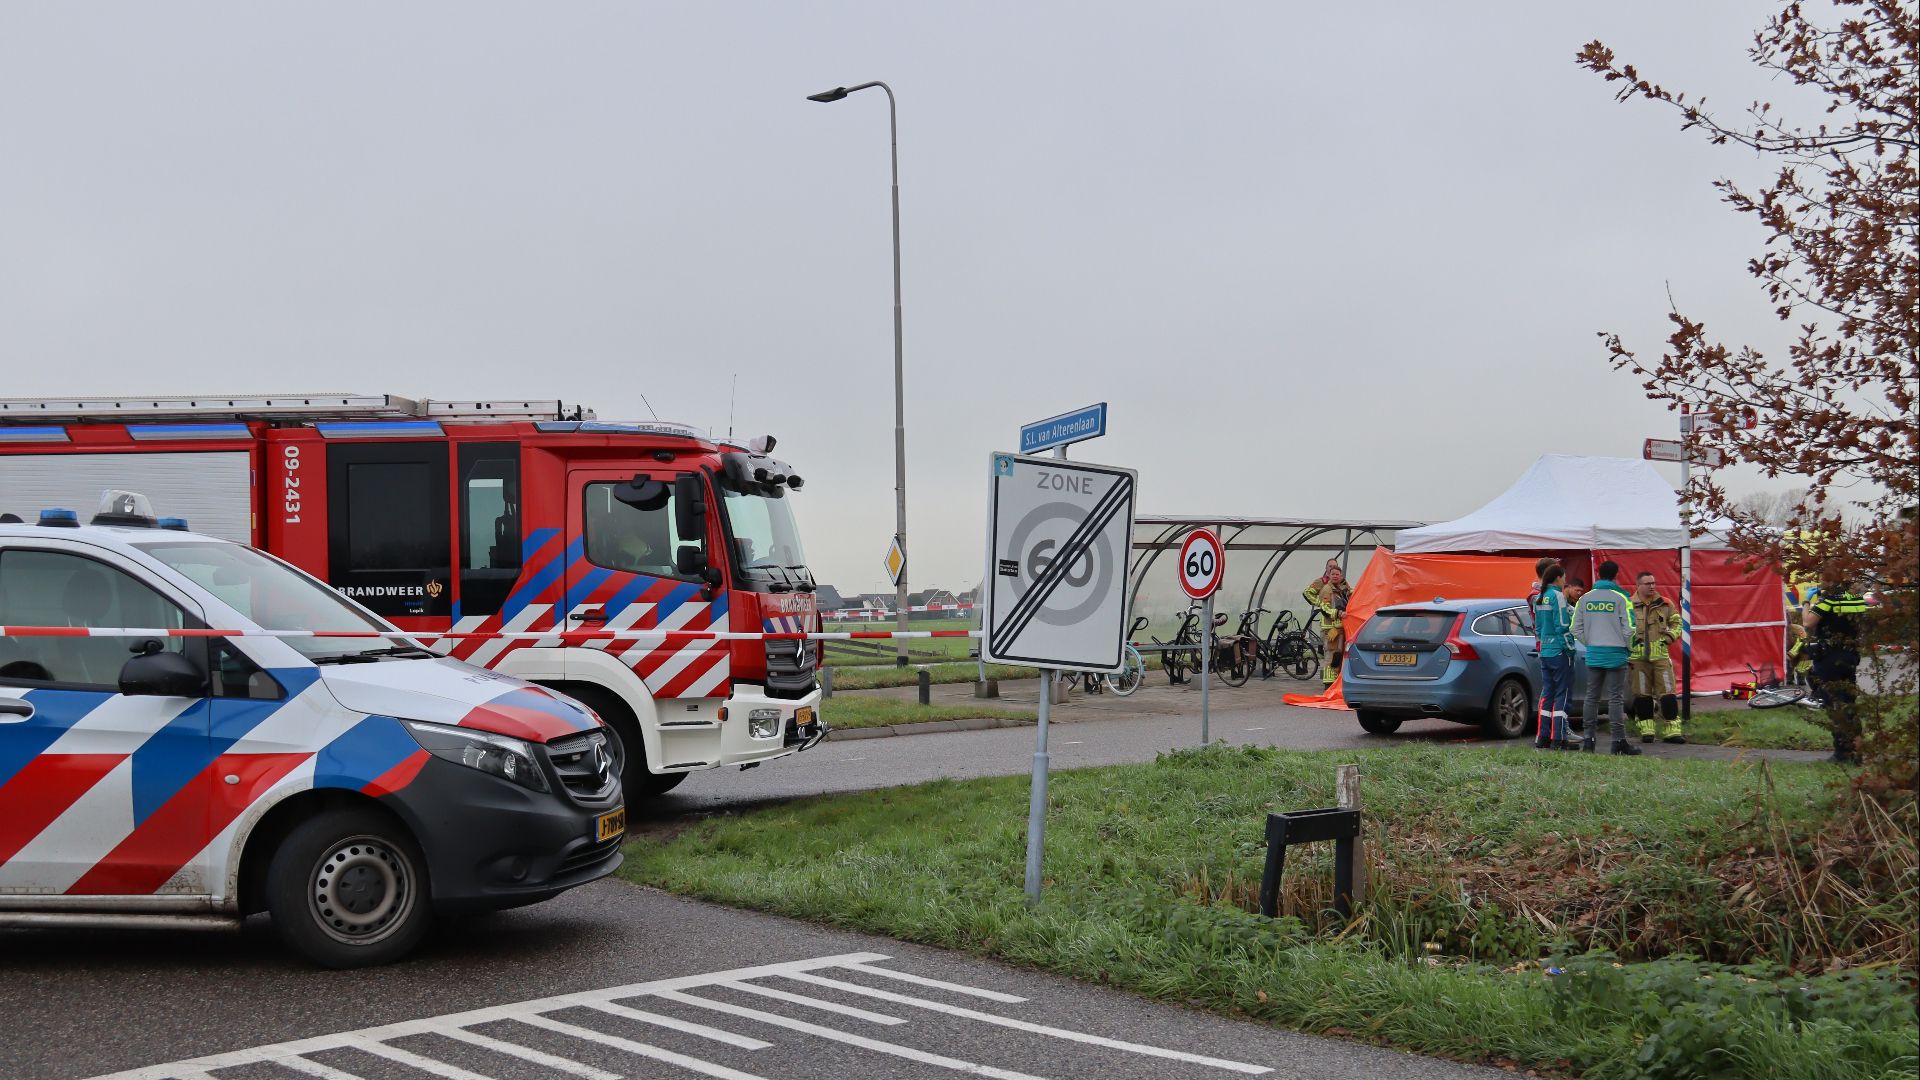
[[1128, 516, 1424, 631]]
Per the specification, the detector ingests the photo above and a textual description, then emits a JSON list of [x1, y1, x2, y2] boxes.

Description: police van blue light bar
[[127, 423, 253, 441], [38, 508, 80, 527], [0, 426, 70, 443], [314, 421, 446, 439], [158, 517, 190, 531]]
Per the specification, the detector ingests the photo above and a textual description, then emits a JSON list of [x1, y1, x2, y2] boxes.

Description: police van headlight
[[403, 720, 549, 793]]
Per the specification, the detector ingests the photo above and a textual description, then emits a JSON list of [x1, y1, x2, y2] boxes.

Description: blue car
[[1342, 598, 1587, 739]]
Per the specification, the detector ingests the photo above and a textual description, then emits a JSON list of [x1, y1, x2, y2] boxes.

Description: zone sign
[[1178, 528, 1224, 600]]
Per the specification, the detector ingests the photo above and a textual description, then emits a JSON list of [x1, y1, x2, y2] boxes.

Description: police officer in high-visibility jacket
[[1805, 567, 1869, 765], [1628, 570, 1685, 743], [1303, 561, 1352, 686]]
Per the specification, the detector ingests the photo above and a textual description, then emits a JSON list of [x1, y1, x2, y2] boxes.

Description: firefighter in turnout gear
[[1628, 570, 1684, 743], [1303, 561, 1352, 686]]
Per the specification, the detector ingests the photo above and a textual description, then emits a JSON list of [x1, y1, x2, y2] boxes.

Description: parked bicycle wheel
[[1287, 635, 1321, 682], [1750, 684, 1810, 709], [1218, 643, 1253, 687], [1112, 645, 1145, 696], [1163, 648, 1188, 684]]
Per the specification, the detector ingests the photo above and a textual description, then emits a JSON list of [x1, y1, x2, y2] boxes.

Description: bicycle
[[1210, 610, 1255, 687], [1264, 609, 1322, 682], [1156, 607, 1206, 684], [1740, 663, 1811, 709]]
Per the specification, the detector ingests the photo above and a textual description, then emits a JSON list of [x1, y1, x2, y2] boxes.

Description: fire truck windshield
[[134, 541, 414, 660], [718, 487, 810, 587]]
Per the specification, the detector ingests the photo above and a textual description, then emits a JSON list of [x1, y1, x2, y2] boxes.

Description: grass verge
[[820, 696, 1037, 730], [624, 743, 1917, 1078], [827, 661, 1038, 690], [1686, 701, 1833, 750]]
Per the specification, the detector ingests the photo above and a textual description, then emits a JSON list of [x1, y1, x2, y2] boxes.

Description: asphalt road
[[1, 880, 1496, 1080], [654, 675, 1830, 815]]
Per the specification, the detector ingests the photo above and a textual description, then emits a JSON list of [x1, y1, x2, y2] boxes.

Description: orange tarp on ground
[[1283, 547, 1540, 709]]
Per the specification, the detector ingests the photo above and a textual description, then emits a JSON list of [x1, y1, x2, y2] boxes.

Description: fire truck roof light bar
[[315, 421, 446, 439], [126, 423, 253, 441], [0, 426, 70, 443], [0, 395, 585, 425]]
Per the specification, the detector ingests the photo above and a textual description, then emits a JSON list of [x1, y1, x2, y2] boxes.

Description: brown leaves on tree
[[1577, 0, 1917, 638]]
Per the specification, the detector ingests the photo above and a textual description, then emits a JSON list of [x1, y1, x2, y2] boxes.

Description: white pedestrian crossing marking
[[88, 952, 1274, 1079]]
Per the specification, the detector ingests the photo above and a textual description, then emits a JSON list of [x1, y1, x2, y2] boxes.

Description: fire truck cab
[[0, 395, 824, 799]]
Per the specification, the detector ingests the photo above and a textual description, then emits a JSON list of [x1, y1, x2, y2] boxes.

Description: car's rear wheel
[[1356, 710, 1402, 735], [1484, 677, 1532, 740], [266, 807, 431, 969]]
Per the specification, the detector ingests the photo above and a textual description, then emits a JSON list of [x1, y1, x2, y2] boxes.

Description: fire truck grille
[[763, 638, 817, 700], [544, 730, 619, 801]]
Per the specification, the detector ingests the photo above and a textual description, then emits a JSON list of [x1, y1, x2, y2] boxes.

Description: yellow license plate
[[796, 706, 815, 726], [1379, 653, 1417, 666], [596, 806, 627, 842]]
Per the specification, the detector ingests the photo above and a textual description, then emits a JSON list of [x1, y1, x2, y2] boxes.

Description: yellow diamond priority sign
[[883, 536, 906, 587]]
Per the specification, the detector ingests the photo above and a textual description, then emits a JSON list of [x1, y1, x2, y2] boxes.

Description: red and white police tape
[[0, 625, 981, 642]]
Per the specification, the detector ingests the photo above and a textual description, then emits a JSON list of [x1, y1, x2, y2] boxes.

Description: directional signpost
[[990, 407, 1132, 904], [1657, 405, 1756, 732], [1177, 527, 1224, 744]]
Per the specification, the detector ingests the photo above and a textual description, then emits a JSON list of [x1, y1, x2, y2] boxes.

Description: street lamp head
[[806, 87, 850, 103]]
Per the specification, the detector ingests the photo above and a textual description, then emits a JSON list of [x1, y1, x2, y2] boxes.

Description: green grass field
[[820, 696, 1037, 730], [626, 744, 1918, 1078]]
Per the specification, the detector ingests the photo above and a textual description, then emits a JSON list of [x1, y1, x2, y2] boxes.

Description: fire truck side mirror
[[673, 474, 707, 540], [613, 477, 669, 513], [676, 545, 720, 588]]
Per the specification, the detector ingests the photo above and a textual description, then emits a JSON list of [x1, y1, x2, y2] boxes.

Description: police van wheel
[[267, 808, 431, 969]]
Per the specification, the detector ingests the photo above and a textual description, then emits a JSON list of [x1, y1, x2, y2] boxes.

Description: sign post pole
[[1200, 593, 1212, 744], [1679, 408, 1693, 734], [1022, 441, 1068, 904]]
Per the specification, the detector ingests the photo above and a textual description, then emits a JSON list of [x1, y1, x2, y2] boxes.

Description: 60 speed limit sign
[[1177, 528, 1224, 600]]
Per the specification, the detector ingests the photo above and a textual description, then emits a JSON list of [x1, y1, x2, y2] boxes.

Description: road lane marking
[[266, 1058, 367, 1080], [427, 1027, 621, 1080], [717, 979, 908, 1024], [88, 950, 1271, 1079], [510, 1013, 764, 1080], [654, 989, 1039, 1080], [346, 1037, 496, 1080], [841, 962, 1027, 1002], [783, 971, 1273, 1074], [585, 998, 776, 1048]]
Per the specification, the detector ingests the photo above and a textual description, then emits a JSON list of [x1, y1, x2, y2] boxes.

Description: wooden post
[[1335, 764, 1366, 908]]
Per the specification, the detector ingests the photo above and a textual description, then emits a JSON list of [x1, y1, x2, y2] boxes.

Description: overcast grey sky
[[0, 2, 1808, 593]]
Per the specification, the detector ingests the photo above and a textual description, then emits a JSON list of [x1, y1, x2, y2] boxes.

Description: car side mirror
[[673, 474, 707, 539], [119, 650, 206, 698]]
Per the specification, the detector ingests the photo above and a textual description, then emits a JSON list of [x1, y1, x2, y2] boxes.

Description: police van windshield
[[135, 541, 415, 661], [719, 488, 809, 585]]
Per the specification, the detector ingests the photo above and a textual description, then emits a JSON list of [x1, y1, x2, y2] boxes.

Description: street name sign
[[1644, 438, 1726, 467], [1679, 407, 1757, 434], [1177, 528, 1224, 600], [983, 451, 1137, 671], [1019, 403, 1108, 455]]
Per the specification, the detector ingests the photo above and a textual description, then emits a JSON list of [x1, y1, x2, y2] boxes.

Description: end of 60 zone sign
[[982, 452, 1138, 671]]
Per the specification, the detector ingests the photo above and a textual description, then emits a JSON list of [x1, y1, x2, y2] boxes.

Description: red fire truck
[[0, 394, 823, 798]]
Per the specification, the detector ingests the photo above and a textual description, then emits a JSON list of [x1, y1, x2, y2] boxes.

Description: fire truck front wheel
[[551, 683, 688, 799], [265, 806, 433, 969]]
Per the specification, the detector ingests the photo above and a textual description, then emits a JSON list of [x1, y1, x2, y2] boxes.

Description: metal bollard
[[917, 669, 930, 705], [820, 665, 833, 699]]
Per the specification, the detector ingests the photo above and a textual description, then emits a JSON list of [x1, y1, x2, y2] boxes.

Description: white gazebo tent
[[1396, 454, 1784, 692]]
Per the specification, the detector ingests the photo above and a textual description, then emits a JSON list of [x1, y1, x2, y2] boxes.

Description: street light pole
[[809, 81, 911, 666]]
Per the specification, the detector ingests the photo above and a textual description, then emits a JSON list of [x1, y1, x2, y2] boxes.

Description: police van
[[0, 496, 624, 967]]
